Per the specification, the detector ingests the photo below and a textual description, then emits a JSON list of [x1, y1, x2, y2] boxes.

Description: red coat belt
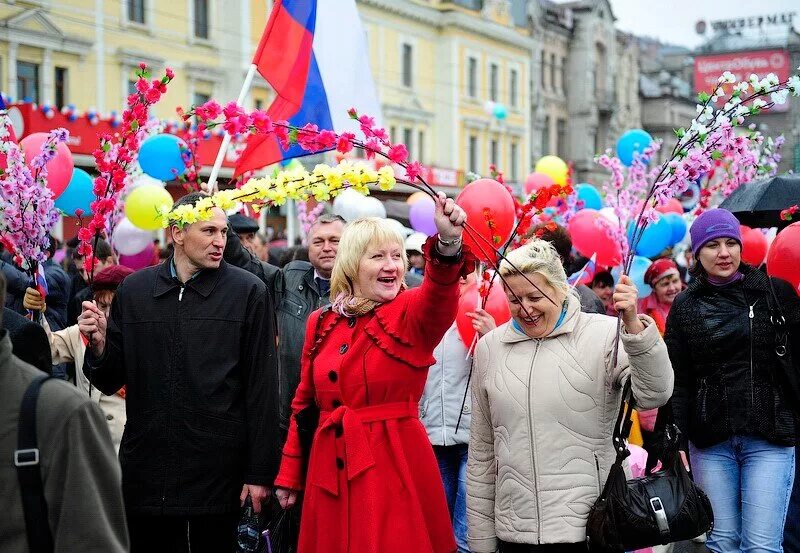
[[309, 401, 418, 496]]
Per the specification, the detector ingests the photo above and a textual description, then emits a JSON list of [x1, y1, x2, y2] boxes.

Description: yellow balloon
[[406, 191, 428, 205], [125, 185, 174, 231], [534, 155, 569, 186]]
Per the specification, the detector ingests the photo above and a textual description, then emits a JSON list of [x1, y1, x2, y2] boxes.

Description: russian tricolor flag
[[235, 0, 381, 176]]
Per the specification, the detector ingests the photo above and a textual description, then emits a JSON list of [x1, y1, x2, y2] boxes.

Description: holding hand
[[433, 192, 466, 248], [23, 287, 46, 313], [240, 484, 270, 514], [465, 308, 496, 337], [78, 301, 107, 356], [613, 275, 645, 334], [275, 487, 298, 510]]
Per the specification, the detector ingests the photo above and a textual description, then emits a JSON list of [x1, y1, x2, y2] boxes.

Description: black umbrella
[[719, 174, 800, 229]]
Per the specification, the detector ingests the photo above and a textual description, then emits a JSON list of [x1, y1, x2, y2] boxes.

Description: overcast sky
[[606, 0, 798, 48]]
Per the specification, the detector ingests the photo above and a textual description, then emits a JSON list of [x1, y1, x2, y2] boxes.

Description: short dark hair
[[591, 271, 615, 288], [172, 191, 208, 210], [530, 223, 572, 263], [308, 213, 346, 236]]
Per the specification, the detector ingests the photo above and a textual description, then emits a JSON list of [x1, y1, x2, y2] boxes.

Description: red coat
[[274, 243, 472, 553]]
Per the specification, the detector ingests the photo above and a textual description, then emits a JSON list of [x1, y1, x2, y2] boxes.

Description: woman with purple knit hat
[[664, 208, 800, 552]]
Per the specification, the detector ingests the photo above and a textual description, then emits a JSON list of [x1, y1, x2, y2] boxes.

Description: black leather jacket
[[665, 265, 799, 449]]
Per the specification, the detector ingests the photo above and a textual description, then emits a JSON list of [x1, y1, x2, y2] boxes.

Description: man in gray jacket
[[0, 273, 129, 552]]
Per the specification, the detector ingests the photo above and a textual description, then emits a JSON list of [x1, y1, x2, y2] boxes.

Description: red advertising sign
[[694, 49, 791, 113]]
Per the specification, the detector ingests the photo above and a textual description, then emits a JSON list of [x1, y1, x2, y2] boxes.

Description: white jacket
[[42, 319, 126, 453], [420, 324, 472, 446], [467, 295, 673, 551]]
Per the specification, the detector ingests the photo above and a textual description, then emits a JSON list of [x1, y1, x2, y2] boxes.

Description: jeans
[[499, 541, 587, 552], [690, 435, 795, 553], [785, 446, 800, 553], [433, 444, 469, 553]]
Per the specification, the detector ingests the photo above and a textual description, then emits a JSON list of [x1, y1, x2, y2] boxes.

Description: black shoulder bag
[[586, 381, 714, 552], [765, 277, 800, 415], [14, 375, 54, 553]]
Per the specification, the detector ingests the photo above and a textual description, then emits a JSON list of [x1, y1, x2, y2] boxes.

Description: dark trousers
[[499, 541, 588, 553], [128, 513, 238, 553]]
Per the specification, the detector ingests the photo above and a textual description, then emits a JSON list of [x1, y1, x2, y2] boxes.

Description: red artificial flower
[[363, 138, 381, 160], [135, 78, 149, 94], [145, 88, 161, 103], [336, 132, 355, 154], [274, 123, 291, 150], [165, 67, 175, 80], [387, 143, 409, 164], [372, 127, 389, 143], [74, 208, 84, 218], [316, 130, 337, 150], [251, 110, 273, 133], [347, 107, 359, 119]]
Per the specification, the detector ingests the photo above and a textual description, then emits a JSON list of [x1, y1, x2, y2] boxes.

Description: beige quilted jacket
[[467, 295, 673, 551]]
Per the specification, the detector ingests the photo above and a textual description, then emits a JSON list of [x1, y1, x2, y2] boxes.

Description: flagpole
[[206, 63, 258, 193]]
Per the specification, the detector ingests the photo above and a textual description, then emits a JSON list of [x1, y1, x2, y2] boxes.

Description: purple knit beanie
[[690, 209, 742, 257]]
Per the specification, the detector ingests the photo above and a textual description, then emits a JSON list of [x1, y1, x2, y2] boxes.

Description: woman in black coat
[[665, 209, 799, 553]]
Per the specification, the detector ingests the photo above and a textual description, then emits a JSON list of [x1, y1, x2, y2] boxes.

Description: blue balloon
[[628, 214, 672, 258], [55, 168, 95, 217], [613, 256, 653, 298], [663, 212, 688, 246], [616, 129, 654, 166], [493, 103, 507, 120], [576, 184, 602, 210], [138, 134, 187, 181]]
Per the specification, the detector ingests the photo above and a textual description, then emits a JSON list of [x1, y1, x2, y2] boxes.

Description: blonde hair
[[330, 217, 408, 313], [499, 239, 569, 294]]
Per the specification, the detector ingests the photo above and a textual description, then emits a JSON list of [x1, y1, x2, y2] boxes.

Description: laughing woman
[[467, 239, 673, 553], [274, 193, 474, 553]]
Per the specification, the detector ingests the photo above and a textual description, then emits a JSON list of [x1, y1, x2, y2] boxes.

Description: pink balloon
[[20, 132, 74, 199], [656, 198, 683, 215], [524, 172, 555, 195], [119, 243, 156, 271]]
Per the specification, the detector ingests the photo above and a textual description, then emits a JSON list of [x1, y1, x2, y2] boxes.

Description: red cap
[[644, 258, 679, 287], [91, 265, 134, 292]]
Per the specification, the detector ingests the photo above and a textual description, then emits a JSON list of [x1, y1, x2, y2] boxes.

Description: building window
[[254, 98, 264, 110], [403, 127, 413, 156], [418, 130, 425, 164], [490, 139, 498, 167], [194, 0, 209, 39], [467, 56, 477, 98], [401, 43, 413, 88], [509, 68, 518, 108], [390, 126, 396, 144], [561, 57, 567, 95], [193, 92, 211, 106], [128, 0, 146, 24], [541, 116, 550, 155], [54, 67, 68, 107], [127, 79, 138, 96], [556, 118, 567, 159], [540, 50, 546, 88], [510, 142, 519, 181], [550, 53, 556, 92], [17, 61, 39, 103], [489, 63, 498, 102], [468, 135, 478, 173]]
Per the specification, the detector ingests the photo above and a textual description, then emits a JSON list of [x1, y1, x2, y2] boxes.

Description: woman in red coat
[[275, 193, 471, 553]]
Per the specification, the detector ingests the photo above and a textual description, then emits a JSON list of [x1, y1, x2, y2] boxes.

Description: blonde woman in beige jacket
[[467, 240, 673, 553]]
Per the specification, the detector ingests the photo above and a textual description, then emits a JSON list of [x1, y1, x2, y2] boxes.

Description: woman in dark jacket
[[665, 209, 799, 553]]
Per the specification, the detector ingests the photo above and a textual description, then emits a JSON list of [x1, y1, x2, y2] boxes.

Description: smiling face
[[592, 281, 614, 305], [697, 237, 741, 279], [503, 272, 566, 339], [172, 207, 228, 273], [308, 220, 344, 279], [653, 273, 682, 305], [352, 239, 405, 303]]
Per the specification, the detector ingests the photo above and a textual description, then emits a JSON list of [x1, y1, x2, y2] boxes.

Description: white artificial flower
[[0, 126, 8, 140], [735, 81, 750, 93], [766, 73, 780, 86], [771, 89, 789, 104], [722, 71, 736, 83], [787, 75, 800, 97], [752, 98, 768, 109], [735, 104, 750, 116]]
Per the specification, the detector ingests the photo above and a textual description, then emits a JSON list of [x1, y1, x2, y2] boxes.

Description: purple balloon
[[119, 243, 155, 271], [409, 197, 437, 236]]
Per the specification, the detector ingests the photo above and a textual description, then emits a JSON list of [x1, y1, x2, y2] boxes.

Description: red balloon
[[740, 225, 768, 267], [767, 222, 800, 296], [567, 209, 623, 267], [20, 132, 74, 199], [456, 178, 516, 263], [524, 172, 555, 195], [455, 280, 511, 347], [656, 198, 684, 214]]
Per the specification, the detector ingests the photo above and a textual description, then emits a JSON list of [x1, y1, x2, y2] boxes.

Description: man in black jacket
[[80, 192, 279, 552]]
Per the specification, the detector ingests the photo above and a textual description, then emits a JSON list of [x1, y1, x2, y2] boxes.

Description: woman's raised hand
[[613, 274, 645, 334], [433, 191, 466, 241]]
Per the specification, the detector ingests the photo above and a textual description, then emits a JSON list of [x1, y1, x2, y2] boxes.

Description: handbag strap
[[612, 380, 636, 463], [15, 375, 54, 553], [765, 276, 790, 357]]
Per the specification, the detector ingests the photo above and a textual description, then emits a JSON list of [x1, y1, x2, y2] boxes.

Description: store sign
[[708, 12, 796, 32], [694, 49, 791, 113]]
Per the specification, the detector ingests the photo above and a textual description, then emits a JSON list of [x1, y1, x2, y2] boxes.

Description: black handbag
[[586, 381, 714, 552], [765, 276, 800, 415]]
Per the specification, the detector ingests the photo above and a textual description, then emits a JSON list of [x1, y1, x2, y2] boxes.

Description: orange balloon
[[406, 191, 428, 205]]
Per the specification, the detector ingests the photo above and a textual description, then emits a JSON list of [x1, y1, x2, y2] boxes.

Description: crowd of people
[[1, 191, 799, 553]]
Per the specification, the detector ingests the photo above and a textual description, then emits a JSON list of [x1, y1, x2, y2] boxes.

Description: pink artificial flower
[[336, 132, 355, 154], [316, 130, 337, 150], [387, 143, 408, 164], [347, 107, 358, 119], [135, 78, 149, 94], [363, 138, 381, 160], [372, 127, 389, 143], [145, 88, 161, 103], [251, 110, 273, 133], [405, 161, 424, 182], [165, 67, 175, 80]]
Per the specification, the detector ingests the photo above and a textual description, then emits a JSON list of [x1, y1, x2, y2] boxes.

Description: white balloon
[[332, 189, 386, 222], [112, 217, 153, 256], [599, 207, 620, 227], [385, 218, 413, 237], [360, 196, 387, 219], [129, 173, 165, 189]]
